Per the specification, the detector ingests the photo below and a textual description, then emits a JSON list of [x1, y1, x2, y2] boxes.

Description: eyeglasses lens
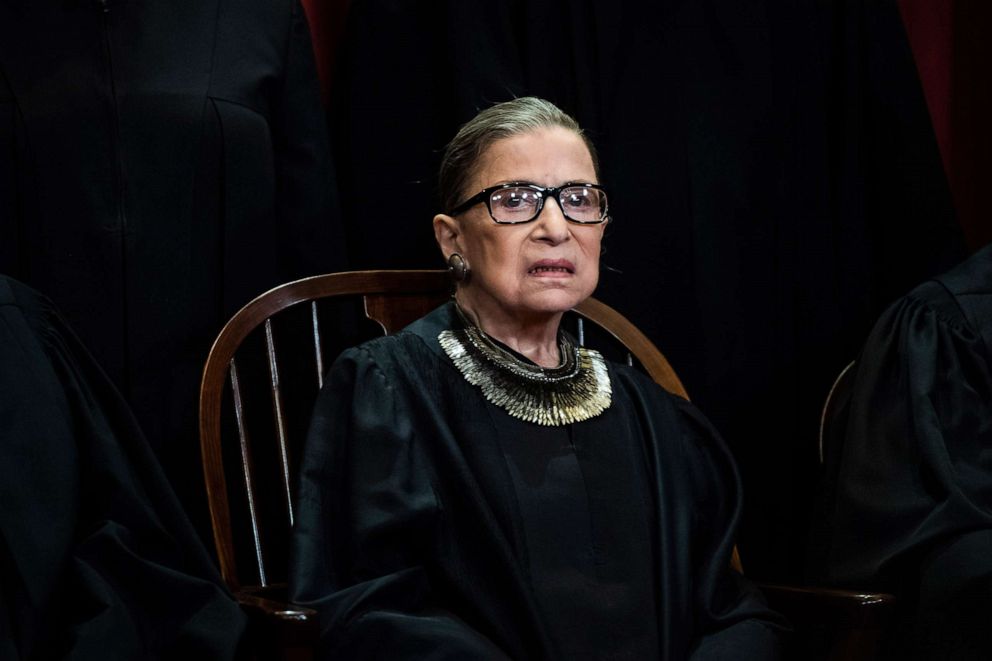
[[560, 186, 606, 223], [489, 188, 544, 223]]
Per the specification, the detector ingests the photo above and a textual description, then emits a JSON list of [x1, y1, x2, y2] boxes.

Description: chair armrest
[[235, 584, 319, 660], [757, 583, 896, 661], [757, 582, 895, 629]]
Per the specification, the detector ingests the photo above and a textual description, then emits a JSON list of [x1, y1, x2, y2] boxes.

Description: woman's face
[[434, 127, 605, 326]]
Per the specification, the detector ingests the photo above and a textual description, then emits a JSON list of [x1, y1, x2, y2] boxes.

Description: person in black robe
[[0, 275, 245, 659], [0, 0, 344, 538], [290, 97, 785, 659], [326, 0, 964, 582], [813, 241, 992, 659]]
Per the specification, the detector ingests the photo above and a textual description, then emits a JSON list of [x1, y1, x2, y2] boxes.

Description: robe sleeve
[[0, 277, 246, 660], [289, 346, 512, 660], [675, 400, 788, 660], [819, 284, 992, 656]]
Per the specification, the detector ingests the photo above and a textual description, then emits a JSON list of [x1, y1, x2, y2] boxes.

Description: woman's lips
[[528, 259, 575, 276]]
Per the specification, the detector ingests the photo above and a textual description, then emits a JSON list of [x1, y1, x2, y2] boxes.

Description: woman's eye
[[564, 191, 591, 207], [493, 190, 539, 212]]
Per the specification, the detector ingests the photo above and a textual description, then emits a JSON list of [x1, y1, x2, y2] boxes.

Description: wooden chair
[[200, 271, 450, 660], [790, 359, 896, 660], [819, 360, 857, 464], [199, 270, 891, 660]]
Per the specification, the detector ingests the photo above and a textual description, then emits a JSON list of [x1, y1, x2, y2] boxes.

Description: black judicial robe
[[815, 243, 992, 659], [0, 0, 343, 522], [290, 303, 785, 660], [0, 276, 245, 659]]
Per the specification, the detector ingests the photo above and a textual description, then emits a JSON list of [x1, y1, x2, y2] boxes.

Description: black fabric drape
[[810, 243, 992, 659], [0, 276, 245, 660], [325, 0, 962, 579], [0, 0, 345, 542]]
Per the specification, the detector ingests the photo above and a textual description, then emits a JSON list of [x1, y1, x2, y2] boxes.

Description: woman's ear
[[433, 213, 462, 259]]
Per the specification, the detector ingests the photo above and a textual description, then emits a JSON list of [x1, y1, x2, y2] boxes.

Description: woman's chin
[[518, 287, 590, 316]]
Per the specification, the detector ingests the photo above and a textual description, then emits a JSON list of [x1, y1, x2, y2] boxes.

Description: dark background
[[299, 0, 990, 582]]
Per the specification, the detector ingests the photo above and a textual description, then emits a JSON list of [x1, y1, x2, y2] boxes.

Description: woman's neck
[[455, 294, 563, 368]]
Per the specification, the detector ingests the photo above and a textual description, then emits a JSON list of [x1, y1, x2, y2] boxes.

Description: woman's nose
[[532, 198, 571, 243]]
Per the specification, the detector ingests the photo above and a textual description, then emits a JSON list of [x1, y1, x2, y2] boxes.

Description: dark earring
[[448, 253, 470, 282]]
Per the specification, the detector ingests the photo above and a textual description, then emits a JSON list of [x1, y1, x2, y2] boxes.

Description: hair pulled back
[[438, 97, 600, 214]]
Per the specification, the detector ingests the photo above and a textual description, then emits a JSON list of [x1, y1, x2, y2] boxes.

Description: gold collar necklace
[[438, 302, 612, 426]]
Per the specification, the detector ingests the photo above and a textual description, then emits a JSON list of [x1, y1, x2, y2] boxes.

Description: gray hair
[[438, 97, 601, 214]]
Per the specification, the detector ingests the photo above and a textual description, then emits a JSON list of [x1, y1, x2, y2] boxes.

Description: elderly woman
[[290, 97, 785, 659]]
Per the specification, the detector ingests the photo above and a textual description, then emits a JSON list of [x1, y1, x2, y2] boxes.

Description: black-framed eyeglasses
[[450, 182, 610, 225]]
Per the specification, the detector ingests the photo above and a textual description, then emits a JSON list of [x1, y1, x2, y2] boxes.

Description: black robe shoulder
[[0, 276, 245, 660], [815, 243, 992, 659]]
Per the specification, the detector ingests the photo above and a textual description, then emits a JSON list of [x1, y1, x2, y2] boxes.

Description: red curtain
[[300, 0, 351, 105], [899, 0, 992, 251]]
